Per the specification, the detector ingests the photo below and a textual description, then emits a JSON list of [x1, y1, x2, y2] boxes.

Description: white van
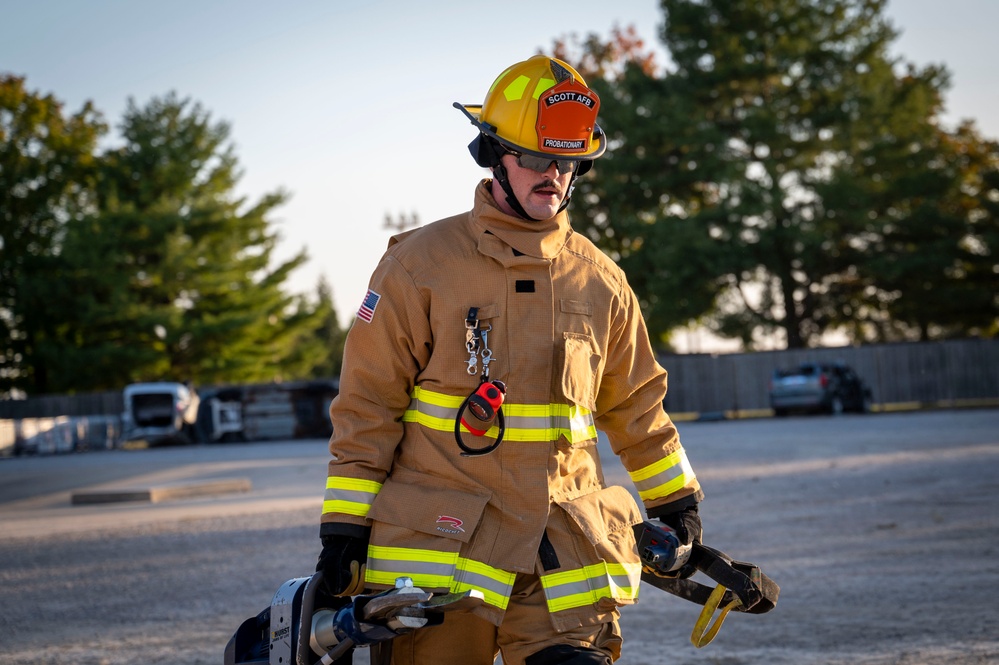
[[120, 382, 201, 445]]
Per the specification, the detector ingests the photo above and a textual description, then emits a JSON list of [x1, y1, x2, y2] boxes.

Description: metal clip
[[465, 322, 479, 374], [479, 327, 494, 379], [464, 308, 482, 375], [465, 325, 478, 353], [463, 308, 497, 378]]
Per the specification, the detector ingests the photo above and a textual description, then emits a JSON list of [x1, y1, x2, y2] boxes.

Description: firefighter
[[317, 55, 704, 665]]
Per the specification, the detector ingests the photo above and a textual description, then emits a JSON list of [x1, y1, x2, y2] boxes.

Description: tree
[[0, 75, 106, 395], [558, 0, 997, 348], [817, 118, 999, 341], [300, 276, 347, 379], [40, 93, 322, 390]]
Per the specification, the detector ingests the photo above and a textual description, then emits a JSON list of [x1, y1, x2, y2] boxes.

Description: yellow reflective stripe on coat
[[403, 386, 596, 443], [540, 561, 642, 613], [365, 545, 516, 611], [628, 449, 696, 501], [322, 477, 383, 518]]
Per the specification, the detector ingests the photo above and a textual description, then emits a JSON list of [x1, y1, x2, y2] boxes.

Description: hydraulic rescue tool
[[224, 574, 482, 665], [226, 522, 778, 663], [634, 520, 693, 574], [634, 521, 780, 647]]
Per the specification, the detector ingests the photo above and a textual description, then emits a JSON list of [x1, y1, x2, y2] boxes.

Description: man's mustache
[[532, 180, 562, 195]]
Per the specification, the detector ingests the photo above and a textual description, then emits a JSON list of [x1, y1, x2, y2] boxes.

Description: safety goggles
[[505, 148, 577, 175]]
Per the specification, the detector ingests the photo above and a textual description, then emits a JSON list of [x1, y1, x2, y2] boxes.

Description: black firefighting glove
[[656, 503, 702, 580], [658, 503, 702, 547], [317, 529, 370, 597]]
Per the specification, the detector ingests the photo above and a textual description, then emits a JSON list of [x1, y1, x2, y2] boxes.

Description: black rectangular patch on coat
[[515, 280, 535, 293]]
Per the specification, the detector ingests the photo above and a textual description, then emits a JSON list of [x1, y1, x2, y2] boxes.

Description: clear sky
[[4, 0, 998, 333]]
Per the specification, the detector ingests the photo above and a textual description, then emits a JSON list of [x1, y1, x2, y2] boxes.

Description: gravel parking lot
[[1, 409, 997, 664]]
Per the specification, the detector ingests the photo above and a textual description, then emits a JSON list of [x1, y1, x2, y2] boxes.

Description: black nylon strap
[[641, 543, 779, 614]]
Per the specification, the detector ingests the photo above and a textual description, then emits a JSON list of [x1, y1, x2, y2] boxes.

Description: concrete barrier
[[71, 477, 252, 505]]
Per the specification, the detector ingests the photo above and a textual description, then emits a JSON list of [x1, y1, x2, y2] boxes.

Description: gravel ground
[[1, 409, 997, 664]]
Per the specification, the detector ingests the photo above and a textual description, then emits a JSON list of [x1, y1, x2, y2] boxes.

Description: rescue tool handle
[[636, 532, 780, 648], [694, 544, 777, 614]]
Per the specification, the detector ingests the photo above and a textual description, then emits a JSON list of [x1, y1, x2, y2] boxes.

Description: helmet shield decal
[[535, 77, 601, 155]]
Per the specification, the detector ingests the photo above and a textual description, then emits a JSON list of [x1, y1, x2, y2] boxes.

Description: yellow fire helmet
[[455, 55, 605, 160], [454, 55, 607, 218]]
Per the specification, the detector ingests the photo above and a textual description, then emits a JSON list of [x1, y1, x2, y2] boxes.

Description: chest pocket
[[474, 303, 500, 323], [561, 331, 601, 411]]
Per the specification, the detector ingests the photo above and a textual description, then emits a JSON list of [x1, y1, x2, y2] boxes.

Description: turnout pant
[[387, 572, 620, 665]]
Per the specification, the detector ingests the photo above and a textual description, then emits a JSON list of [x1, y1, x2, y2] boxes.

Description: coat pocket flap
[[560, 299, 593, 316], [557, 485, 643, 545], [367, 480, 491, 544], [561, 332, 601, 411], [475, 303, 500, 321]]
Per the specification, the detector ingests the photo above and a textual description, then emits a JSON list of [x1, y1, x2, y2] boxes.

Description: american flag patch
[[357, 289, 381, 323]]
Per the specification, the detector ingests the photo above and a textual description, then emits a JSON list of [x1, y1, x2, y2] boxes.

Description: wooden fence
[[0, 390, 123, 419], [1, 338, 997, 427], [660, 337, 999, 416]]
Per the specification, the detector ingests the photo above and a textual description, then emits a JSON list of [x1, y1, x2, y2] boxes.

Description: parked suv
[[769, 362, 872, 416]]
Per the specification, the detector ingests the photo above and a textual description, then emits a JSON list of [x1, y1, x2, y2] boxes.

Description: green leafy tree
[[818, 118, 999, 341], [0, 75, 106, 395], [559, 0, 997, 348], [42, 93, 321, 390]]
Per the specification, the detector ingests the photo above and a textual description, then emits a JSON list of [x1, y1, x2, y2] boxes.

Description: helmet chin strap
[[473, 133, 578, 221], [492, 162, 577, 222]]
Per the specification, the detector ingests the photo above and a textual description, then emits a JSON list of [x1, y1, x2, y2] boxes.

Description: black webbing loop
[[640, 542, 780, 615]]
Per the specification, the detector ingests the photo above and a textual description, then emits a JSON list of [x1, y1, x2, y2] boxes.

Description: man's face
[[493, 154, 574, 221]]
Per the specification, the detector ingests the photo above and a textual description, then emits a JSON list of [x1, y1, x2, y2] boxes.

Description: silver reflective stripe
[[368, 557, 453, 578], [407, 397, 454, 421], [541, 562, 641, 613], [454, 560, 517, 599], [324, 487, 374, 505], [630, 450, 695, 501], [503, 412, 551, 431], [404, 386, 596, 444], [546, 577, 593, 599], [366, 546, 516, 610], [609, 568, 640, 594], [322, 477, 382, 517]]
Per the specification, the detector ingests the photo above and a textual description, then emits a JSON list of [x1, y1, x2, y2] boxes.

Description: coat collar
[[470, 180, 573, 260]]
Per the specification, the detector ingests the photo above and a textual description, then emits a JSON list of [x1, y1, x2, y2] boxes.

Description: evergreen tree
[[299, 276, 346, 380], [44, 93, 321, 390], [0, 75, 106, 395]]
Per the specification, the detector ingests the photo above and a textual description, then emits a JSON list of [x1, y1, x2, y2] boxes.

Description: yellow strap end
[[691, 584, 742, 648]]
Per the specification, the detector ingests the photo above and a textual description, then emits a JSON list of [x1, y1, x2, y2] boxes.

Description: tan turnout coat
[[322, 181, 701, 631]]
